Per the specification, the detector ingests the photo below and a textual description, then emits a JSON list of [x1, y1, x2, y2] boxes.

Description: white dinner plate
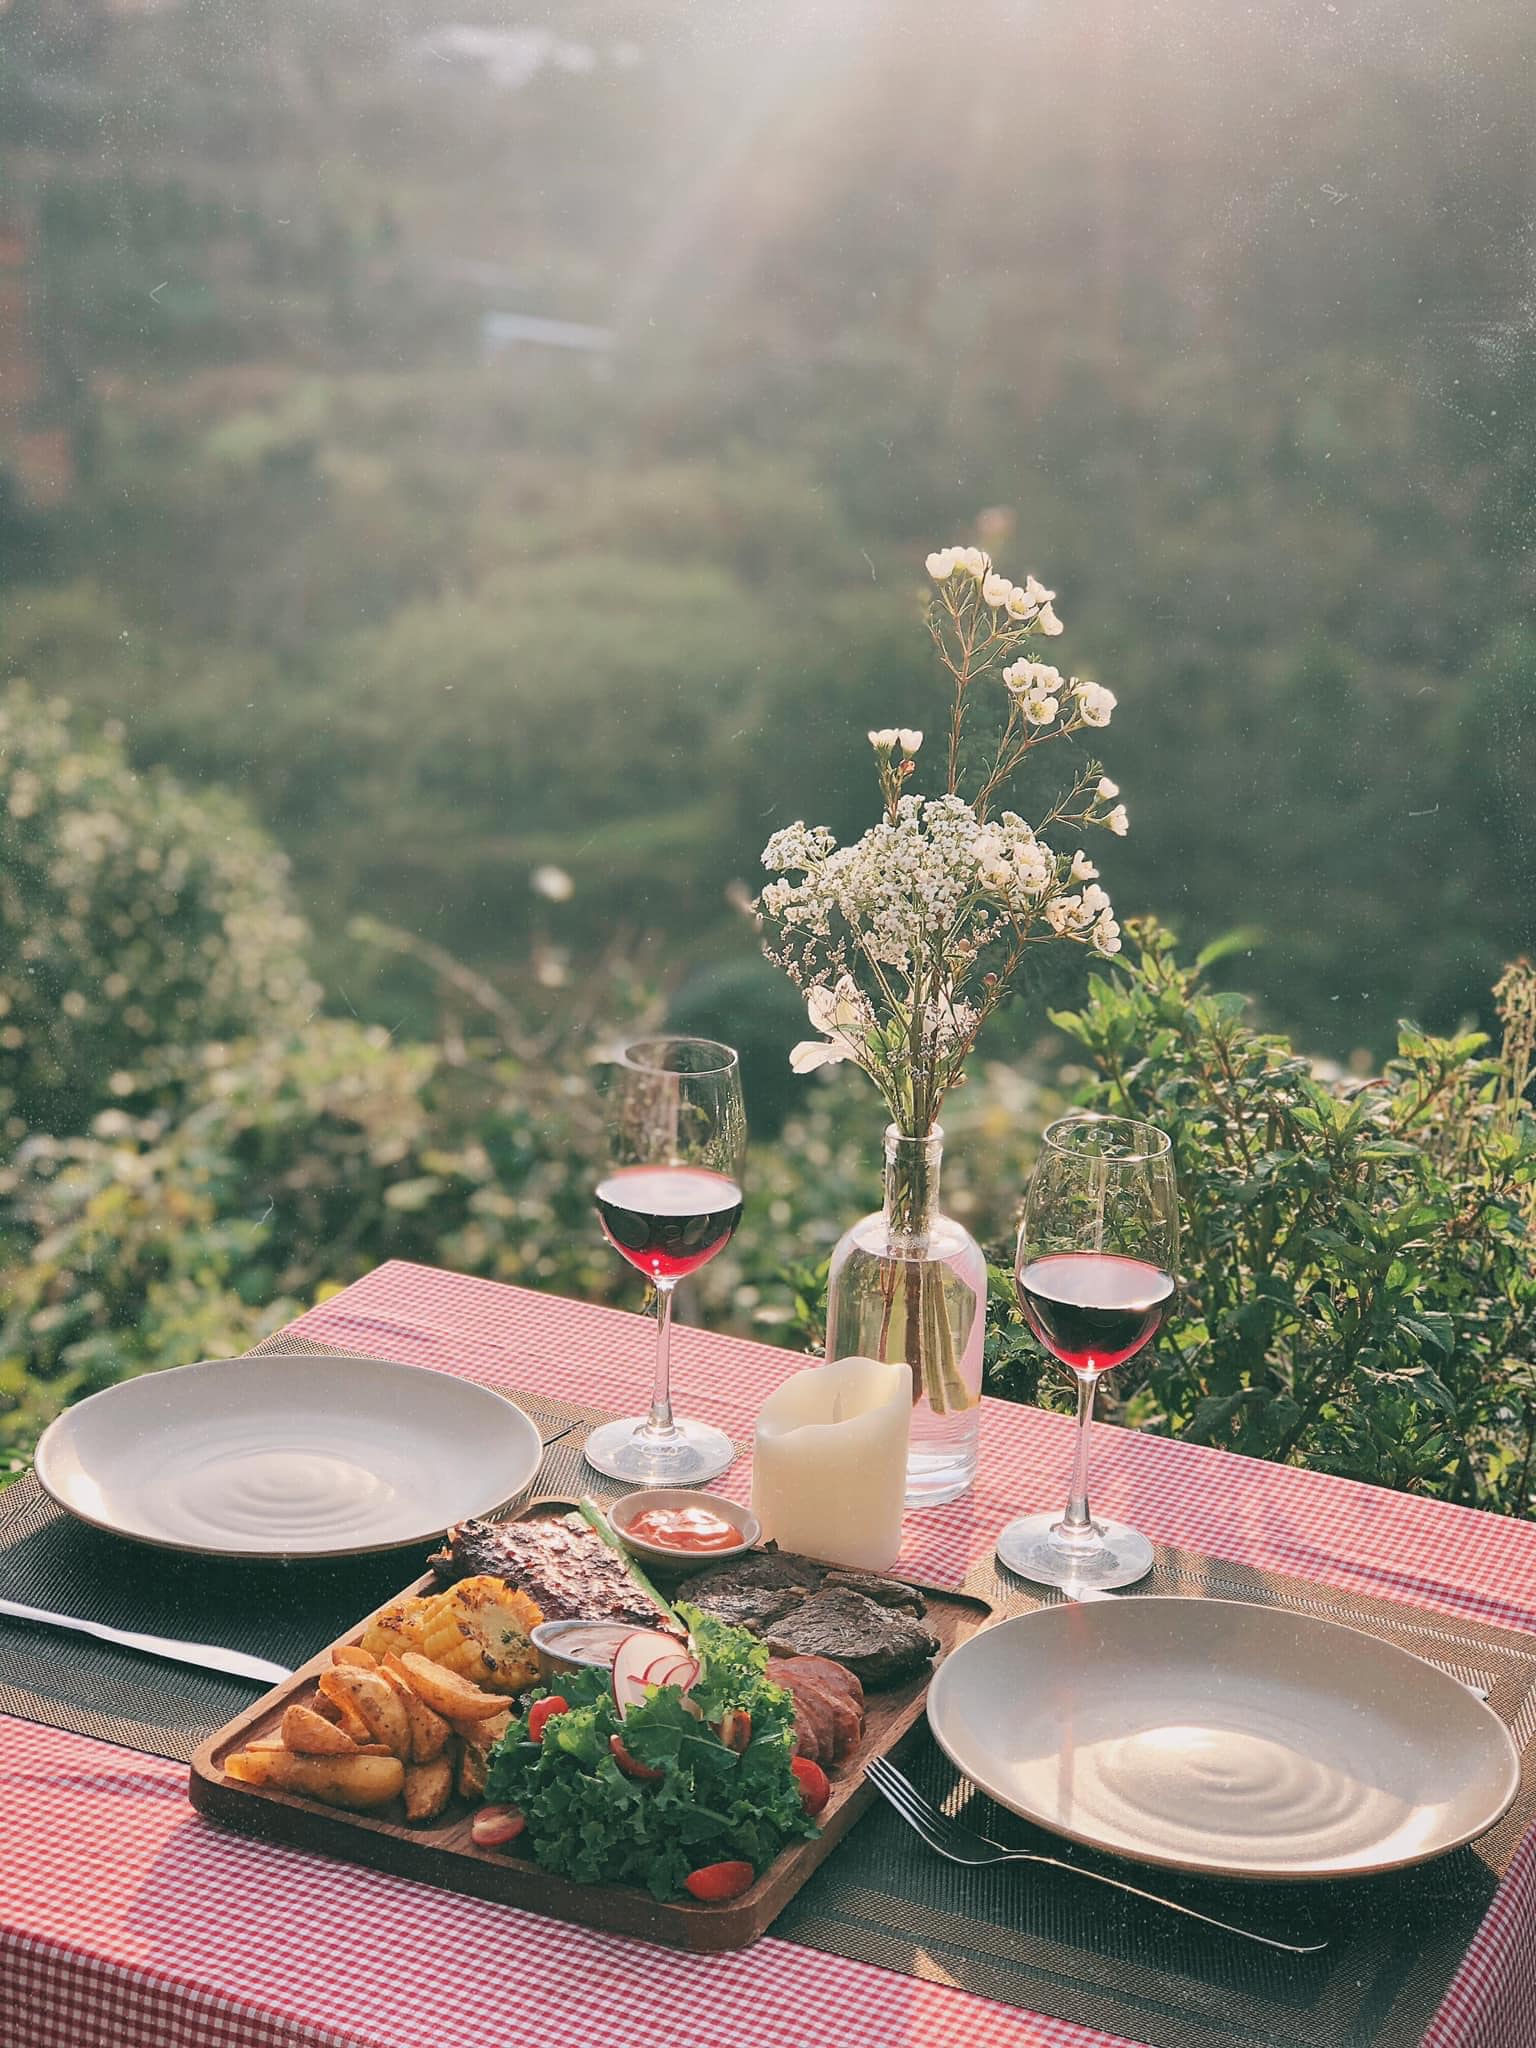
[[926, 1597, 1520, 1881], [34, 1352, 544, 1559]]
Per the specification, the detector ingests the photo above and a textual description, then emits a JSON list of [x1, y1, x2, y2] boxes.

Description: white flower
[[1107, 804, 1129, 837], [1096, 776, 1120, 801], [1069, 850, 1098, 882], [1045, 893, 1084, 934], [762, 821, 836, 872], [789, 976, 873, 1073], [981, 571, 1015, 608], [1074, 680, 1116, 728], [972, 812, 1051, 904], [897, 728, 922, 754], [1005, 585, 1039, 622], [957, 546, 991, 579], [1091, 913, 1122, 956], [531, 864, 574, 902], [1002, 658, 1063, 695], [1003, 659, 1063, 723], [868, 728, 899, 751], [1036, 601, 1064, 636], [1079, 883, 1111, 920], [925, 547, 961, 580], [1023, 574, 1055, 607]]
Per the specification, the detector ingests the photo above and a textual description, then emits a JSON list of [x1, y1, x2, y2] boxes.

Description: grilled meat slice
[[428, 1513, 667, 1630], [682, 1582, 804, 1632], [765, 1659, 836, 1761], [767, 1590, 940, 1688], [768, 1653, 866, 1719], [820, 1570, 926, 1616], [767, 1658, 861, 1762], [677, 1550, 825, 1632]]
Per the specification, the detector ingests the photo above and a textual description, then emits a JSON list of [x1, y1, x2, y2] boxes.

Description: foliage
[[4, 0, 1534, 1063], [1044, 925, 1536, 1514], [0, 682, 318, 1139]]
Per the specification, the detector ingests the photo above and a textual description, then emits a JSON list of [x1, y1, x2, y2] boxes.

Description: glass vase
[[823, 1124, 985, 1506]]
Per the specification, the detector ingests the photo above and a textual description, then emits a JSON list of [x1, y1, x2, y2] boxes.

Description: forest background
[[0, 0, 1531, 1500]]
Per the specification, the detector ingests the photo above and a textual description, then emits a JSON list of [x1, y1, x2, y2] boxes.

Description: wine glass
[[995, 1114, 1178, 1590], [583, 1036, 747, 1485]]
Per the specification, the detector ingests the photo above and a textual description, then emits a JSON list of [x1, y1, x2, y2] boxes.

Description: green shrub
[[0, 682, 318, 1138], [1024, 923, 1536, 1514]]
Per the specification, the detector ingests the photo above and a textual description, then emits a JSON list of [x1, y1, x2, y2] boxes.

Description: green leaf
[[1194, 928, 1267, 970]]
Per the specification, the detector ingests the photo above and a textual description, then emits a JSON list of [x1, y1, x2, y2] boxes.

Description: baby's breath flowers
[[756, 543, 1129, 1140]]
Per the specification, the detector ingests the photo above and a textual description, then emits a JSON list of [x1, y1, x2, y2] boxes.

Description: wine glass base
[[994, 1512, 1154, 1591], [582, 1416, 737, 1487]]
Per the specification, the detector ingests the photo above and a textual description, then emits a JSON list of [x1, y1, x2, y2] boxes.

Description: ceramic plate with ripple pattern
[[34, 1352, 544, 1559], [927, 1596, 1519, 1880]]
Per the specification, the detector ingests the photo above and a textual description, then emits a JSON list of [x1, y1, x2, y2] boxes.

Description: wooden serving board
[[188, 1498, 994, 1952]]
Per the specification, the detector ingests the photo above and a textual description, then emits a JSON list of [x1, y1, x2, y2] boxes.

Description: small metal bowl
[[606, 1488, 760, 1568], [529, 1617, 640, 1683]]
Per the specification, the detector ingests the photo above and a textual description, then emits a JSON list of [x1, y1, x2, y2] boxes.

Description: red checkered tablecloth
[[3, 1260, 1534, 2048]]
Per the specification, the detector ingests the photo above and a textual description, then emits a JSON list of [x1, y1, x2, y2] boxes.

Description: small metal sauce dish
[[529, 1617, 640, 1683]]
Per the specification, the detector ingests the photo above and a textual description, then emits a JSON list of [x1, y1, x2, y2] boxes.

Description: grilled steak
[[820, 1569, 926, 1615], [680, 1550, 935, 1688], [429, 1513, 668, 1630], [766, 1590, 940, 1687], [674, 1550, 825, 1632]]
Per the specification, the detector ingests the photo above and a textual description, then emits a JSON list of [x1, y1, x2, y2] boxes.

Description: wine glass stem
[[643, 1278, 680, 1439], [1058, 1368, 1100, 1546]]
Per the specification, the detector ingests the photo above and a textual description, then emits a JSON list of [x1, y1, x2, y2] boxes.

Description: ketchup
[[625, 1505, 744, 1552]]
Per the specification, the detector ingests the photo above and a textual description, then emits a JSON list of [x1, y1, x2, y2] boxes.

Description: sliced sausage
[[768, 1660, 859, 1764], [770, 1654, 865, 1717]]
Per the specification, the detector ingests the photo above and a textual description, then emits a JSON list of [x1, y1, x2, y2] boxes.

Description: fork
[[864, 1756, 1328, 1955]]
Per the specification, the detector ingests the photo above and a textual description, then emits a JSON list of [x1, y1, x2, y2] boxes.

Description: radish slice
[[653, 1656, 701, 1693], [611, 1630, 687, 1720], [642, 1653, 700, 1692]]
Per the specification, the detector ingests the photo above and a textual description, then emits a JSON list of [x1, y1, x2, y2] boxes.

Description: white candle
[[751, 1356, 911, 1572]]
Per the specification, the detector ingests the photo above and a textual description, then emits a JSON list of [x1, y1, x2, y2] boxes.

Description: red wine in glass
[[583, 1035, 747, 1486], [1018, 1253, 1174, 1375], [996, 1114, 1179, 1591], [594, 1165, 744, 1283]]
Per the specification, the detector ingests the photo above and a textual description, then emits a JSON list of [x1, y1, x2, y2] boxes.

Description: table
[[3, 1259, 1534, 2048]]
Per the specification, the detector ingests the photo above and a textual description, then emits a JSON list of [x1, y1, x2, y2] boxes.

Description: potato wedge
[[316, 1669, 377, 1745], [224, 1748, 404, 1811], [402, 1754, 454, 1824], [444, 1706, 512, 1747], [332, 1644, 377, 1670], [380, 1663, 451, 1764], [455, 1732, 489, 1803], [282, 1703, 359, 1756], [398, 1652, 508, 1722], [323, 1664, 412, 1757]]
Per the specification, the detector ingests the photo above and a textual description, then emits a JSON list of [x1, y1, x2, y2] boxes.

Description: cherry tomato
[[791, 1756, 830, 1815], [609, 1732, 664, 1781], [527, 1695, 570, 1742], [717, 1707, 752, 1752], [470, 1804, 525, 1847], [684, 1859, 756, 1902]]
